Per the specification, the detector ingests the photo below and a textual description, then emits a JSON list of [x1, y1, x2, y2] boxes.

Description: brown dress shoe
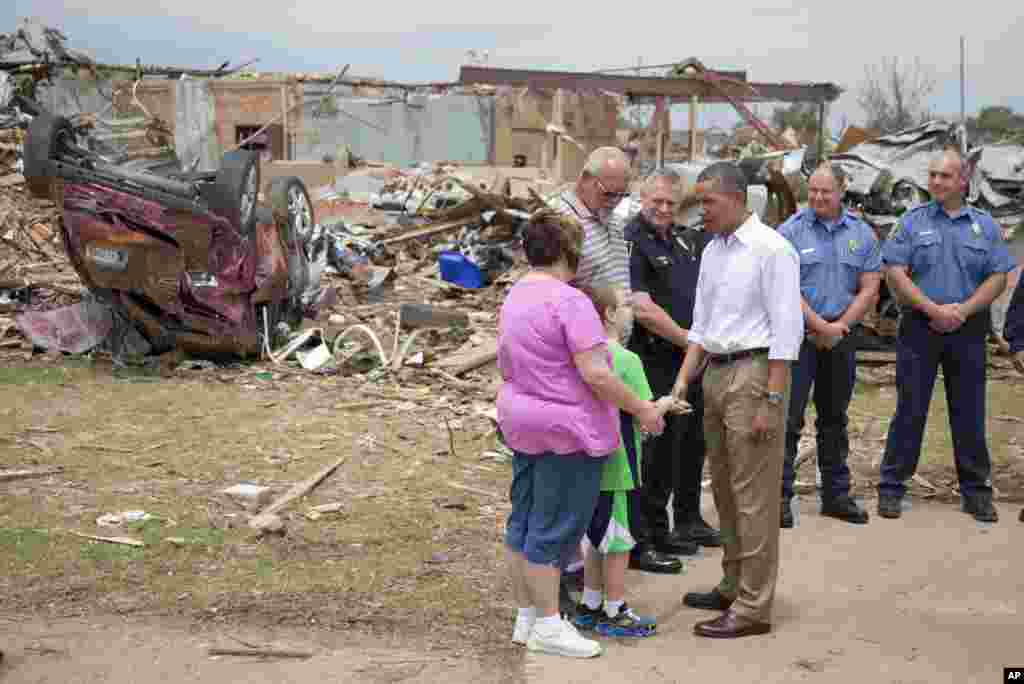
[[693, 609, 771, 638]]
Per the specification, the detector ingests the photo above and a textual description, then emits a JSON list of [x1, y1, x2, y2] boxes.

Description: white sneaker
[[526, 617, 603, 658], [512, 616, 534, 645]]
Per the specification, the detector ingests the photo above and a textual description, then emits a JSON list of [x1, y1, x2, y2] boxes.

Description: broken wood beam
[[379, 218, 476, 246], [0, 278, 84, 297], [69, 531, 144, 547], [399, 303, 469, 330], [258, 457, 347, 517], [207, 647, 314, 659], [0, 467, 62, 483], [439, 343, 498, 376]]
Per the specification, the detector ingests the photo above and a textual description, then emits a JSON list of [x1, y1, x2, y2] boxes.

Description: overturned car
[[21, 102, 328, 358]]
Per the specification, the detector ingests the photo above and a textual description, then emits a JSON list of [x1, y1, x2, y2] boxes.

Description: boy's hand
[[654, 395, 693, 416]]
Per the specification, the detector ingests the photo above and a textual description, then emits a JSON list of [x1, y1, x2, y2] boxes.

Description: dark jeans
[[782, 335, 856, 502], [878, 313, 992, 499], [628, 352, 706, 547]]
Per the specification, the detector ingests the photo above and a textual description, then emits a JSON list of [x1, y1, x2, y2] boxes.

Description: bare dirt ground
[[1, 356, 1022, 683], [528, 496, 1023, 684]]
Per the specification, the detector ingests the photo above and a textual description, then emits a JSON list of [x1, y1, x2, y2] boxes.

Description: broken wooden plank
[[207, 647, 314, 659], [447, 482, 499, 498], [399, 303, 469, 330], [437, 343, 498, 376], [69, 531, 144, 547], [0, 466, 62, 483], [332, 401, 391, 412], [258, 457, 347, 517], [378, 218, 476, 247]]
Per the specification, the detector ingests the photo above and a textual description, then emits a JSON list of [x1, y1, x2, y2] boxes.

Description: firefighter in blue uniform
[[625, 168, 721, 575], [776, 162, 882, 528], [877, 148, 1016, 522]]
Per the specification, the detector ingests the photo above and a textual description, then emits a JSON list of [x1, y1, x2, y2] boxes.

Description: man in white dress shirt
[[672, 162, 803, 638]]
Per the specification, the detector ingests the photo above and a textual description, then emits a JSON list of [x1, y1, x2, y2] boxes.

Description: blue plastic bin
[[438, 251, 484, 289]]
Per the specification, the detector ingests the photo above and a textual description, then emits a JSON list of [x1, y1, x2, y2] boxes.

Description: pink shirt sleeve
[[556, 290, 608, 356]]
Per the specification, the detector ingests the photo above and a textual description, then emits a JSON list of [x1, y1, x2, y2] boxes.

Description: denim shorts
[[505, 451, 604, 568]]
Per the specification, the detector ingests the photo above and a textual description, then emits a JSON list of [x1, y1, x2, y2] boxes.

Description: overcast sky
[[6, 1, 1023, 134]]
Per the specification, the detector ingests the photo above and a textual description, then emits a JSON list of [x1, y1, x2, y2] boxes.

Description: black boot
[[675, 518, 722, 547], [653, 530, 699, 556], [629, 546, 683, 574], [821, 495, 869, 524]]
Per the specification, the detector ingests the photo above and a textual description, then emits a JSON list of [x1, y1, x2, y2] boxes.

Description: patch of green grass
[[169, 527, 224, 547], [0, 528, 50, 561], [62, 355, 96, 369], [79, 541, 144, 562], [255, 558, 274, 579], [112, 365, 161, 382], [126, 518, 169, 545], [0, 367, 67, 385]]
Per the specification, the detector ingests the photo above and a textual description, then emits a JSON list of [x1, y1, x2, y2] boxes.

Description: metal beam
[[459, 66, 842, 104]]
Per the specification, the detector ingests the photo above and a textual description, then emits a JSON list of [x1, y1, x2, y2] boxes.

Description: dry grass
[[0, 357, 518, 671]]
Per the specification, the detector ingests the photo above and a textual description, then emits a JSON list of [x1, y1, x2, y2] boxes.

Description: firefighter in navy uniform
[[625, 169, 721, 575], [877, 148, 1016, 522]]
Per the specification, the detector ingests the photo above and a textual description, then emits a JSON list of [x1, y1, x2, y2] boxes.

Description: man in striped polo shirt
[[552, 147, 633, 294]]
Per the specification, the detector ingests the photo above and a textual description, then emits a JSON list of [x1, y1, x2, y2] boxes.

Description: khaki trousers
[[702, 354, 789, 623]]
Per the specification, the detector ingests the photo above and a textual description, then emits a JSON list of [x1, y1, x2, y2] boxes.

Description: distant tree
[[771, 103, 818, 132], [857, 56, 936, 133], [970, 105, 1024, 141]]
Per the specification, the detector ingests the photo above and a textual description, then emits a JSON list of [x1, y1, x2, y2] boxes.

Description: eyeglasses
[[594, 177, 629, 203]]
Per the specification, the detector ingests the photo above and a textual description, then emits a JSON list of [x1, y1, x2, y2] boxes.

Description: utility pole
[[959, 36, 966, 123], [960, 36, 968, 153]]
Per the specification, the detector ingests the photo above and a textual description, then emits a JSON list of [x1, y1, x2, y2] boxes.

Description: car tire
[[24, 112, 74, 199], [268, 177, 316, 321], [206, 149, 259, 237], [268, 176, 315, 243]]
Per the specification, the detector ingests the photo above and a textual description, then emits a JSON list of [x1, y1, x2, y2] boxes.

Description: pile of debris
[[0, 66, 82, 341], [830, 121, 1024, 232]]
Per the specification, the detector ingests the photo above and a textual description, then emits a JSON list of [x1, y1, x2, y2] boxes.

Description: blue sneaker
[[595, 603, 656, 638], [572, 603, 604, 631]]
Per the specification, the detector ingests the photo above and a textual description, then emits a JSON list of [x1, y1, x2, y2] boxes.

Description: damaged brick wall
[[113, 78, 303, 165], [493, 87, 619, 178]]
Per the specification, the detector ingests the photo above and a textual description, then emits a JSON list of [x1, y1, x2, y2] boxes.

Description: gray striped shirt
[[552, 191, 631, 293]]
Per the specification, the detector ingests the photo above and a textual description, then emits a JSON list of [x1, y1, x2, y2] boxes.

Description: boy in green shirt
[[574, 286, 683, 637]]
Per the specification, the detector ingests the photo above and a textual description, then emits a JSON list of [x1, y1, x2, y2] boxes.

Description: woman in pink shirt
[[499, 210, 666, 659]]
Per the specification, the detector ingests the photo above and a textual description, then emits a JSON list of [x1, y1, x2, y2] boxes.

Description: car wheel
[[268, 176, 315, 243], [207, 149, 259, 237], [24, 112, 75, 199]]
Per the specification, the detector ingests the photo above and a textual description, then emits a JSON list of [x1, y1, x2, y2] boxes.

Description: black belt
[[706, 347, 769, 364]]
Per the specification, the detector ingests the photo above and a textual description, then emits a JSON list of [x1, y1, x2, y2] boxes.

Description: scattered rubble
[[831, 120, 1024, 231]]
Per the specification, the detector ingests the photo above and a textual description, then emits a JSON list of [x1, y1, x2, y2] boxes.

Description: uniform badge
[[848, 239, 859, 253], [971, 222, 982, 236], [626, 241, 634, 257]]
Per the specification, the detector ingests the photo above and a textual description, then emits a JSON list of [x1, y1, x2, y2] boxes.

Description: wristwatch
[[765, 391, 784, 407]]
